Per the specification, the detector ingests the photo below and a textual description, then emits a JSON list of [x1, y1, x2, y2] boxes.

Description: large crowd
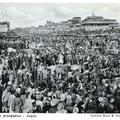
[[0, 28, 120, 113]]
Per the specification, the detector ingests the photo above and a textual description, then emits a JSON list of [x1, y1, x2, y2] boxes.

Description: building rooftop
[[82, 14, 117, 25], [0, 21, 10, 32]]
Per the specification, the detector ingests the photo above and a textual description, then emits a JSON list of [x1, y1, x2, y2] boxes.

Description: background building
[[81, 14, 118, 31], [0, 21, 10, 32]]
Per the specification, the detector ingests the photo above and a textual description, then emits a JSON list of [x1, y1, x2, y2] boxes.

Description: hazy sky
[[0, 3, 120, 28]]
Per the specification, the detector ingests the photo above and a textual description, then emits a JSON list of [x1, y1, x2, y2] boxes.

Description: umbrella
[[29, 42, 36, 49], [115, 77, 120, 88], [24, 49, 33, 55], [102, 79, 110, 85], [55, 65, 66, 74], [36, 42, 45, 49], [7, 47, 16, 53], [83, 62, 89, 66], [71, 65, 81, 71]]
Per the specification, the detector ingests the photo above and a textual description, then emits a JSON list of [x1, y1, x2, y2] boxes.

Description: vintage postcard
[[0, 1, 120, 120]]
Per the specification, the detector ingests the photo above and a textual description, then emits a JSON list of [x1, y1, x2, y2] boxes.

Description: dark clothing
[[2, 73, 9, 85], [0, 85, 3, 112], [43, 104, 51, 113], [48, 106, 57, 113]]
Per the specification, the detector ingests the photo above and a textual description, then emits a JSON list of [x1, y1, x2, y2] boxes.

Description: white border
[[0, 0, 120, 3], [0, 113, 120, 120], [0, 0, 120, 120]]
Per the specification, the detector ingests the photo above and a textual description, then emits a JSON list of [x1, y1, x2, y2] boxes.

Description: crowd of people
[[0, 28, 120, 113]]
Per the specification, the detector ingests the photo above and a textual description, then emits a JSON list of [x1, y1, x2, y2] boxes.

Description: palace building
[[81, 13, 118, 31]]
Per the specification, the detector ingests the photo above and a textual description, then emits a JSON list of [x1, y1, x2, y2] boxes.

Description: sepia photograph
[[0, 2, 120, 114]]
